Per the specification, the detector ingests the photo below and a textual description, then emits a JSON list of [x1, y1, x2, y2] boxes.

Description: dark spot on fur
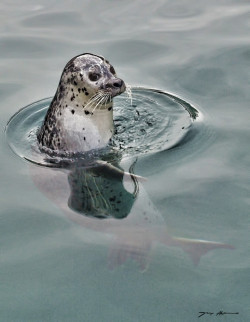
[[74, 81, 77, 86], [109, 196, 116, 202], [110, 65, 116, 75], [84, 137, 86, 140], [85, 110, 90, 115], [108, 106, 112, 111], [71, 109, 75, 114]]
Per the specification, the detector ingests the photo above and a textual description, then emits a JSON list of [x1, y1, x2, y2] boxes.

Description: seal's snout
[[113, 78, 126, 94], [105, 78, 126, 96], [113, 78, 124, 88]]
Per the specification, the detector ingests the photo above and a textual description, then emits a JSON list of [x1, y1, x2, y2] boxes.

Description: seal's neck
[[38, 91, 114, 153], [63, 99, 114, 150]]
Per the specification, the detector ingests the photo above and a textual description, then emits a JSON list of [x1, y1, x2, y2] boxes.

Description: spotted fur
[[37, 53, 125, 153]]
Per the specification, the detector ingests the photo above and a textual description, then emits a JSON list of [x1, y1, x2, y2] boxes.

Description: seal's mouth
[[111, 85, 126, 98], [87, 79, 126, 111]]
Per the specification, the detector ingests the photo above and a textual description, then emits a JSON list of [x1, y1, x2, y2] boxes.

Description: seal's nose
[[112, 78, 124, 88], [105, 78, 124, 89]]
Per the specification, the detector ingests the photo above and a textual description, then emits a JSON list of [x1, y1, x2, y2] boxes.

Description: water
[[1, 1, 250, 321], [5, 88, 198, 166]]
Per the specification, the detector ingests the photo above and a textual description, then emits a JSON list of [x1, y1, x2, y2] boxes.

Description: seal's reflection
[[67, 162, 138, 219], [32, 159, 233, 271]]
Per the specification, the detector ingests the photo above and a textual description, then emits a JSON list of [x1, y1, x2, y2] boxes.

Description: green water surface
[[0, 1, 250, 321]]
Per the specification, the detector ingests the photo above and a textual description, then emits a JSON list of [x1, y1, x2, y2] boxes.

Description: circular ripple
[[5, 87, 199, 167]]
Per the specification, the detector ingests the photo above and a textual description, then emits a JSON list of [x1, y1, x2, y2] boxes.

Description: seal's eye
[[89, 72, 101, 82], [110, 66, 116, 75]]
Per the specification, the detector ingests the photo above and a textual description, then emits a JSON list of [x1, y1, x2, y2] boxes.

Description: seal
[[31, 54, 233, 270], [37, 53, 126, 153]]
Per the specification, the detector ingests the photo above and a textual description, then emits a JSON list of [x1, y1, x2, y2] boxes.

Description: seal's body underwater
[[37, 53, 125, 153]]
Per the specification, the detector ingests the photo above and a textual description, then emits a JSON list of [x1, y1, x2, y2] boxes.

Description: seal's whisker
[[105, 93, 111, 106], [101, 94, 108, 108], [83, 93, 102, 112], [90, 94, 106, 115], [99, 95, 109, 109], [82, 97, 95, 111], [91, 98, 103, 115], [93, 91, 111, 111], [91, 94, 103, 106], [91, 91, 106, 107], [100, 93, 111, 109]]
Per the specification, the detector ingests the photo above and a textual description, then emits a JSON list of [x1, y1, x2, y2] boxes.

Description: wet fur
[[37, 54, 125, 152]]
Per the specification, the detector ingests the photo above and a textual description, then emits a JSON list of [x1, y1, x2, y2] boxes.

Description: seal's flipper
[[171, 237, 234, 265], [95, 160, 147, 182], [107, 238, 151, 272]]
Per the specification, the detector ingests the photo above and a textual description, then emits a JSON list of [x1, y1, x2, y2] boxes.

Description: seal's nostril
[[113, 79, 123, 88], [105, 78, 124, 89]]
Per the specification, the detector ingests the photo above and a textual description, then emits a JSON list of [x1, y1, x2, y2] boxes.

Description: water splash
[[125, 83, 133, 106]]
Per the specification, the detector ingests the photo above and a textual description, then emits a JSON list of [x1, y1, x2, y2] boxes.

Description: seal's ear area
[[109, 65, 116, 75], [63, 60, 81, 75], [63, 53, 106, 75]]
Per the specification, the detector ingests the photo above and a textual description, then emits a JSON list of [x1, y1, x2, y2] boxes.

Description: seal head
[[37, 53, 125, 153]]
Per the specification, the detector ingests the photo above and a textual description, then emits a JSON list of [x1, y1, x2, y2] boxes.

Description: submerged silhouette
[[32, 159, 233, 271]]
